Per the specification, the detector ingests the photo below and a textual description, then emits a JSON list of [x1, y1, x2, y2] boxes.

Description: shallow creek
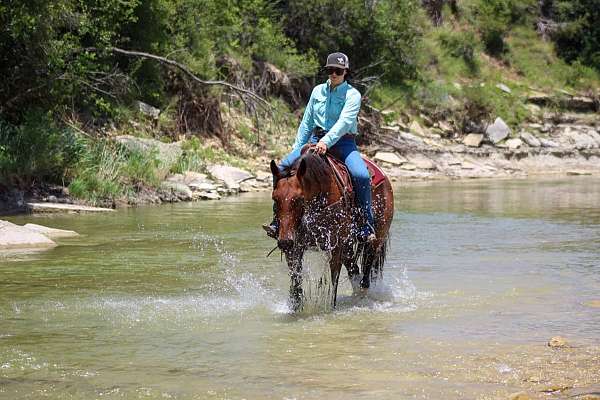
[[1, 177, 600, 399]]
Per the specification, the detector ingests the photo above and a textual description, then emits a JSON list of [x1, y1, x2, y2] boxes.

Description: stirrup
[[262, 223, 278, 239]]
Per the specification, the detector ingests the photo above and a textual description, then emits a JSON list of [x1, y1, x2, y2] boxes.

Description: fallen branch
[[108, 47, 271, 109]]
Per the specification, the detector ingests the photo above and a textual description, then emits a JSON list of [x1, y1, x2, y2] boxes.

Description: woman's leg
[[278, 147, 302, 173], [330, 137, 375, 241], [278, 135, 319, 173]]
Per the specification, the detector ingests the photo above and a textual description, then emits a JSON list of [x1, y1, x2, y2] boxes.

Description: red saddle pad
[[363, 157, 386, 187]]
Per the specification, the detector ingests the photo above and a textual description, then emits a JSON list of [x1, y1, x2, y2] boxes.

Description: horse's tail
[[358, 235, 389, 287]]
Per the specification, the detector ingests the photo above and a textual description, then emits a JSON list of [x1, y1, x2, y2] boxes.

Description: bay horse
[[269, 145, 394, 311]]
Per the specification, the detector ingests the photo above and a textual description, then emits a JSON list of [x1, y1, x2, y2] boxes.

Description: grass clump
[[0, 112, 85, 187], [69, 140, 163, 206]]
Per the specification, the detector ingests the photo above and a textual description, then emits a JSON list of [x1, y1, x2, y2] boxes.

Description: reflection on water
[[1, 177, 599, 399]]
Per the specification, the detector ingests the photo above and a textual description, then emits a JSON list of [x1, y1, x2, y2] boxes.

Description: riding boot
[[262, 217, 279, 239], [356, 208, 376, 243], [262, 203, 279, 239]]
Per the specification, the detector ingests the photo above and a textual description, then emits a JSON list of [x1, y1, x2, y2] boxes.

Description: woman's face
[[326, 67, 347, 86]]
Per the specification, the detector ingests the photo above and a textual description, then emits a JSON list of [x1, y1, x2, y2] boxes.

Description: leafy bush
[[0, 112, 84, 187], [278, 0, 424, 83], [464, 0, 536, 57], [439, 30, 479, 73], [552, 0, 600, 71]]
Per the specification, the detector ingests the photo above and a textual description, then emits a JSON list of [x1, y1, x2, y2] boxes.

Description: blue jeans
[[279, 135, 374, 227]]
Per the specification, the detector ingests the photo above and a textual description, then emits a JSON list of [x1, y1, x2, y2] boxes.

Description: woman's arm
[[292, 90, 317, 151]]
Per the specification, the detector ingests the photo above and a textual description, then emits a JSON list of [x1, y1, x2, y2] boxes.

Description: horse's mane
[[285, 151, 334, 195]]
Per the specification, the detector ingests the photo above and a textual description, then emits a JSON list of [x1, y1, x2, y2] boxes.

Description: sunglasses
[[326, 67, 345, 76]]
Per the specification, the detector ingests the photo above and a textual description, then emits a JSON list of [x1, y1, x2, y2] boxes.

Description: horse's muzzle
[[277, 239, 294, 251]]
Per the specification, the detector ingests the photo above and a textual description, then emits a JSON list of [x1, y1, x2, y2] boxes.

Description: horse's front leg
[[329, 246, 343, 308], [285, 246, 305, 311]]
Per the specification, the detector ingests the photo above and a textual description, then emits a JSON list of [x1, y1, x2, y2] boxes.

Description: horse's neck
[[306, 170, 342, 207]]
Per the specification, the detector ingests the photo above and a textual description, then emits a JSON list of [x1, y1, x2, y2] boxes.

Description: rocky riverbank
[[366, 94, 599, 181], [1, 92, 598, 216]]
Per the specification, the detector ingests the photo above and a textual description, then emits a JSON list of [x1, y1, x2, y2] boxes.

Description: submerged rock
[[508, 392, 532, 400], [548, 336, 569, 348]]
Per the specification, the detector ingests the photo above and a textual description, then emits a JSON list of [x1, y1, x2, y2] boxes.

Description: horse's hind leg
[[329, 247, 343, 308], [360, 244, 375, 289], [343, 245, 361, 293]]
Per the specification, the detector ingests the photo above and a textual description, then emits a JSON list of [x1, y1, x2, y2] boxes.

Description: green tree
[[553, 0, 600, 70]]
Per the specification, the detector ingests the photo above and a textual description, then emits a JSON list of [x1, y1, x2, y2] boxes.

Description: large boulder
[[0, 220, 57, 250], [486, 117, 511, 144], [23, 223, 78, 239], [115, 135, 183, 170], [207, 165, 253, 189]]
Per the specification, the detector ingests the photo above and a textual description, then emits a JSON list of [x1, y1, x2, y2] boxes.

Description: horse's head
[[270, 160, 305, 250], [270, 151, 333, 250]]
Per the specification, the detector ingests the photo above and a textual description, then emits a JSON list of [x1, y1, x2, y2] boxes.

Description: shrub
[[552, 0, 600, 71], [0, 112, 84, 187], [439, 30, 479, 73], [465, 0, 537, 57]]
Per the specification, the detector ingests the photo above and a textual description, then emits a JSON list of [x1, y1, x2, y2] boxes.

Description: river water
[[1, 177, 600, 399]]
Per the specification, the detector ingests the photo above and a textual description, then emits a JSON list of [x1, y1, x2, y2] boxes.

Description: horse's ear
[[297, 159, 307, 181], [270, 160, 280, 180]]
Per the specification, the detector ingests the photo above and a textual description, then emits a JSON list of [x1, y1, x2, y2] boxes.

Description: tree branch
[[108, 47, 271, 109]]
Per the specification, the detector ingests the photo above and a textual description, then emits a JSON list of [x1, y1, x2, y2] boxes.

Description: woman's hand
[[315, 141, 328, 155]]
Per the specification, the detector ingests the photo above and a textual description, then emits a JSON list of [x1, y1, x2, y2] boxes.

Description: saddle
[[325, 154, 387, 199]]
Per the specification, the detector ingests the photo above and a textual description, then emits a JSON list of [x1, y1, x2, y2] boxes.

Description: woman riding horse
[[263, 52, 376, 243]]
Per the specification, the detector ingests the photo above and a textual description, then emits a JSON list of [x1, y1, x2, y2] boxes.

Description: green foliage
[[505, 26, 600, 91], [68, 141, 127, 203], [439, 30, 480, 74], [464, 0, 536, 57], [278, 0, 424, 82], [68, 139, 163, 204], [0, 112, 85, 187], [552, 0, 600, 71]]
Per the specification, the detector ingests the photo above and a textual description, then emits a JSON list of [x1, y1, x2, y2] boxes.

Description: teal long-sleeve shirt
[[292, 79, 362, 150]]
